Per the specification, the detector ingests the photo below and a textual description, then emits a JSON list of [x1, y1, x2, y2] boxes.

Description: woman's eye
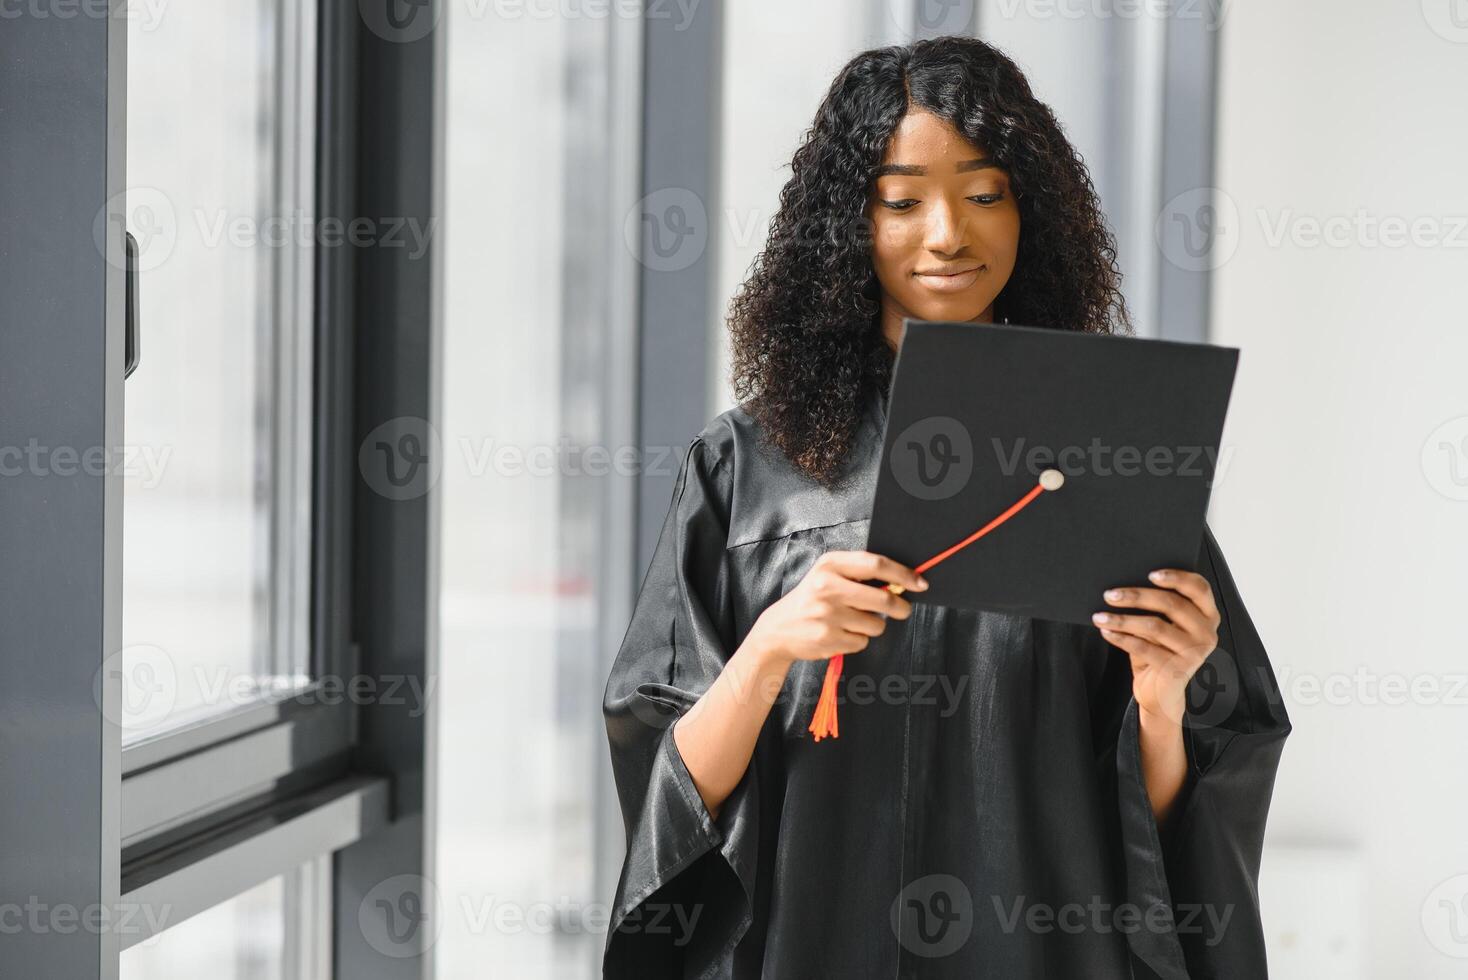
[[879, 199, 919, 211], [969, 193, 1006, 206]]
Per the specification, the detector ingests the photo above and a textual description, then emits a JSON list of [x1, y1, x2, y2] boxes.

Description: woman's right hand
[[745, 550, 928, 665]]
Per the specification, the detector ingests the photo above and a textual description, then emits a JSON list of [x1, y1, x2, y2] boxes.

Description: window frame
[[0, 0, 443, 975], [116, 0, 367, 918]]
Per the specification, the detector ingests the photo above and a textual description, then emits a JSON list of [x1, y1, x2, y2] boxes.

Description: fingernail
[[1149, 570, 1169, 582], [1104, 589, 1126, 601], [916, 577, 929, 590], [1092, 612, 1114, 625]]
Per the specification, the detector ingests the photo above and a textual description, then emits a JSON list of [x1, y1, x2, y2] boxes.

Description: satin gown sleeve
[[600, 435, 761, 978], [1104, 522, 1293, 979]]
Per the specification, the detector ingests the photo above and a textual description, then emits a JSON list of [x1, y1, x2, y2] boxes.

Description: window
[[121, 0, 318, 742], [120, 857, 331, 979], [436, 5, 640, 976], [1, 1, 422, 976]]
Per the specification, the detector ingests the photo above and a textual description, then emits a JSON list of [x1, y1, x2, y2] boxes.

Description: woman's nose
[[922, 199, 966, 254]]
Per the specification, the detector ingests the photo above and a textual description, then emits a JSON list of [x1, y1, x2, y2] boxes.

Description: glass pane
[[120, 0, 316, 742], [437, 6, 616, 978], [121, 874, 286, 980]]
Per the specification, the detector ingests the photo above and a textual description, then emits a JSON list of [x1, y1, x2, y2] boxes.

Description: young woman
[[603, 36, 1289, 979]]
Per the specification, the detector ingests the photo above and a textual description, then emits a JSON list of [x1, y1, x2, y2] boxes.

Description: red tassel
[[804, 471, 1064, 743], [807, 654, 844, 741]]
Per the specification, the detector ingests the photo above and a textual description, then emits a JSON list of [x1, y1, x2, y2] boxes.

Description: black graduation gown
[[602, 391, 1291, 979]]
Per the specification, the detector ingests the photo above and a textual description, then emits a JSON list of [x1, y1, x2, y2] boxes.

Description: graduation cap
[[807, 319, 1238, 741]]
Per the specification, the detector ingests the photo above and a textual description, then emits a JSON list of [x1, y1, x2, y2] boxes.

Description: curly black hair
[[727, 34, 1131, 488]]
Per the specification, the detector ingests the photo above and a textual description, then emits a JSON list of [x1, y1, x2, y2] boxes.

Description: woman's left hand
[[1092, 568, 1221, 726]]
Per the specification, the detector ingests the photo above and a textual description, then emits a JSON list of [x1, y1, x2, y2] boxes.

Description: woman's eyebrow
[[874, 157, 998, 177]]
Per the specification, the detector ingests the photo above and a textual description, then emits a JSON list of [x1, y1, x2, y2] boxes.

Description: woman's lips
[[913, 265, 984, 293]]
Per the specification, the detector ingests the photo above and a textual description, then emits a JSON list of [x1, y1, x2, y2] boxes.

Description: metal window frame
[[632, 0, 726, 576], [114, 0, 369, 947], [1, 0, 443, 974], [115, 0, 360, 856], [1155, 9, 1221, 344], [330, 0, 446, 973], [0, 6, 125, 977]]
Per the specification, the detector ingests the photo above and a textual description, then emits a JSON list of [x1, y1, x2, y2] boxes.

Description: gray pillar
[[0, 8, 125, 980]]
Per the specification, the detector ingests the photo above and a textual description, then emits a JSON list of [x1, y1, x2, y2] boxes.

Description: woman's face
[[866, 109, 1021, 349]]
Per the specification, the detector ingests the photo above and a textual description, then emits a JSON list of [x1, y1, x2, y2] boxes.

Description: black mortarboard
[[864, 319, 1238, 626]]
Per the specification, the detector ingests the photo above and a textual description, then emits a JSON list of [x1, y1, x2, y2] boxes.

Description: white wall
[[1211, 3, 1468, 975]]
